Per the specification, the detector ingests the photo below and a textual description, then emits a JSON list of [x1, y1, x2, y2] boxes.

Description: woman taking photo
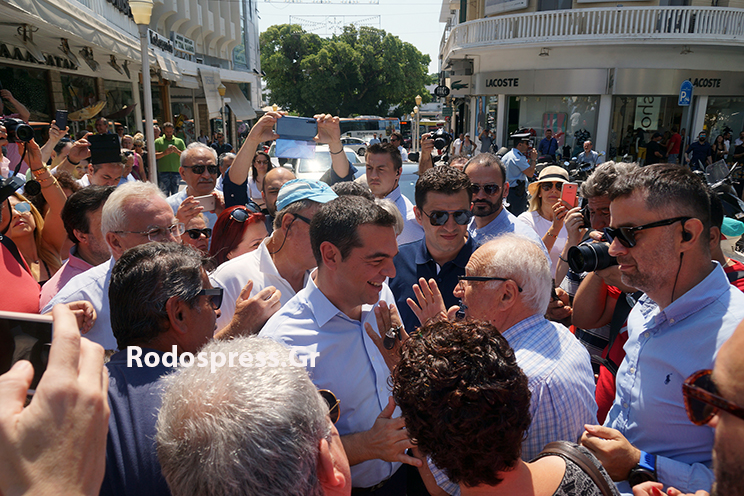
[[519, 166, 572, 278], [122, 134, 147, 181], [208, 203, 267, 267], [247, 152, 273, 210]]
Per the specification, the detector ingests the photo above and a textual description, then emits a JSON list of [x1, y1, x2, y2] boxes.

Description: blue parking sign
[[679, 80, 693, 106]]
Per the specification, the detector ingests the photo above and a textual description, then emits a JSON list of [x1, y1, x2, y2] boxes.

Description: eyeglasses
[[230, 202, 262, 222], [390, 137, 400, 142], [292, 213, 312, 225], [540, 182, 563, 191], [184, 228, 212, 239], [318, 389, 340, 424], [12, 201, 31, 214], [196, 287, 223, 310], [683, 369, 744, 425], [254, 159, 270, 165], [111, 222, 185, 242], [457, 275, 523, 292], [604, 216, 691, 248], [471, 183, 501, 196], [422, 209, 473, 226], [183, 164, 220, 175]]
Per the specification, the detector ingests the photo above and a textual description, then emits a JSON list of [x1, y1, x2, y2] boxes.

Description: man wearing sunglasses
[[579, 165, 744, 495], [389, 166, 476, 333], [463, 153, 550, 257], [389, 132, 408, 162], [261, 196, 424, 494], [102, 242, 223, 496], [156, 336, 351, 496], [167, 142, 225, 231], [42, 181, 182, 350]]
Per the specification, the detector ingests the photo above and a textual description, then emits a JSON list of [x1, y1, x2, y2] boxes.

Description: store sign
[[476, 69, 607, 95], [614, 69, 744, 96], [149, 30, 174, 54], [172, 33, 195, 55], [448, 76, 472, 97], [0, 43, 77, 70], [635, 97, 661, 130]]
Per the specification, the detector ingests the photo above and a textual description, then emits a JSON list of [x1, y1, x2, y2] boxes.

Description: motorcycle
[[702, 161, 744, 262]]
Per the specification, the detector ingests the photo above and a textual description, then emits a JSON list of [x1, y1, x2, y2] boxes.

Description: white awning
[[225, 83, 256, 121], [177, 75, 200, 89], [199, 68, 223, 120], [155, 53, 181, 82]]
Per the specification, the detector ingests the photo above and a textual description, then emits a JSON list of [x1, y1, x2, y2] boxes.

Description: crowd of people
[[2, 96, 744, 496]]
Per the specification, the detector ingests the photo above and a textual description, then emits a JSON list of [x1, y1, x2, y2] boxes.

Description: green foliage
[[260, 24, 431, 117]]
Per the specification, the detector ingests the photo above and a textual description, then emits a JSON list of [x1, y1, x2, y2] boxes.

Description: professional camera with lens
[[567, 242, 618, 273], [2, 118, 34, 143], [433, 127, 453, 150]]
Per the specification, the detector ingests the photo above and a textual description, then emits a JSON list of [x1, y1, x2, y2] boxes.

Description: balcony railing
[[441, 6, 744, 58]]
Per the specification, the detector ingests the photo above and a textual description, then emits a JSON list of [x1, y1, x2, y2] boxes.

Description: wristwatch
[[628, 451, 657, 487]]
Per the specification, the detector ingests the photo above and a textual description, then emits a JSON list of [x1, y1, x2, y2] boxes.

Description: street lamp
[[130, 0, 157, 187], [218, 83, 226, 144], [414, 94, 422, 153]]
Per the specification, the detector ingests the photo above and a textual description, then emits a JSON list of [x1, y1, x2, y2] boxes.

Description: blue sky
[[257, 0, 445, 74]]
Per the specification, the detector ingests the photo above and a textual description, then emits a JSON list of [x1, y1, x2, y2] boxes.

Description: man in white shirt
[[389, 132, 408, 162]]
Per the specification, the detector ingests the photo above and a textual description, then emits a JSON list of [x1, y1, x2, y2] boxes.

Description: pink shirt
[[39, 246, 93, 309]]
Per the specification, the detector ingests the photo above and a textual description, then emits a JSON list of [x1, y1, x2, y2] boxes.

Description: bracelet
[[36, 175, 54, 184], [67, 158, 80, 166], [329, 148, 344, 155], [546, 231, 557, 238], [40, 178, 59, 189], [31, 167, 50, 178], [559, 256, 568, 263]]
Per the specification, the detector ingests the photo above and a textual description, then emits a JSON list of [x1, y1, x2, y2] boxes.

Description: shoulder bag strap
[[533, 441, 615, 496]]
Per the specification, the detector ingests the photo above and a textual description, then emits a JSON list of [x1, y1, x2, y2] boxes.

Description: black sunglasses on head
[[185, 228, 212, 239], [230, 201, 262, 222], [318, 389, 340, 424], [423, 209, 473, 226], [604, 216, 690, 248], [683, 369, 744, 425], [183, 164, 220, 175]]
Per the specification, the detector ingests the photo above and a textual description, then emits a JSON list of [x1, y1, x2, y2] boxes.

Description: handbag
[[532, 441, 615, 496]]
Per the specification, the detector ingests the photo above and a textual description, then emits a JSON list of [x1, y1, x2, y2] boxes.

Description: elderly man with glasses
[[167, 142, 225, 231], [576, 164, 744, 496]]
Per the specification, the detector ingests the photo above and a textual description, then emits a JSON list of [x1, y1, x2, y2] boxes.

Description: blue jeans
[[668, 153, 678, 164], [158, 171, 181, 197]]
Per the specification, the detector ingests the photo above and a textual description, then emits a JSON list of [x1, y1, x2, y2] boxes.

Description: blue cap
[[276, 179, 338, 212], [722, 217, 744, 238]]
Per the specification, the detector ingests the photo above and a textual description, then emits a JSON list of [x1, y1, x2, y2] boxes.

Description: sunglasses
[[185, 228, 212, 239], [196, 287, 223, 310], [540, 182, 564, 191], [458, 275, 523, 292], [422, 209, 473, 226], [12, 201, 31, 214], [318, 389, 340, 424], [183, 164, 220, 175], [471, 183, 501, 195], [230, 202, 262, 222], [604, 216, 690, 248], [683, 369, 744, 425]]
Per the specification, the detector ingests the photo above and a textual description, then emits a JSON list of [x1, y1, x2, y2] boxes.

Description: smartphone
[[275, 116, 318, 142], [561, 182, 578, 207], [55, 110, 68, 130], [0, 311, 53, 393], [194, 194, 216, 211]]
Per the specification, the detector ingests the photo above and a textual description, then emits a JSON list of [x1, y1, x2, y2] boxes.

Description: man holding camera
[[502, 131, 537, 216], [579, 164, 744, 495]]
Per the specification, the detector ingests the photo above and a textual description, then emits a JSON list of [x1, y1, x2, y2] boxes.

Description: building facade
[[439, 0, 744, 161], [0, 0, 261, 145]]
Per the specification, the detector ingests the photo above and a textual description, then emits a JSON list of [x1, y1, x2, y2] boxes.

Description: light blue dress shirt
[[502, 148, 531, 186], [577, 150, 600, 166], [430, 313, 598, 495], [385, 186, 424, 246], [467, 207, 552, 269], [258, 277, 401, 488], [41, 258, 117, 350], [606, 262, 744, 495]]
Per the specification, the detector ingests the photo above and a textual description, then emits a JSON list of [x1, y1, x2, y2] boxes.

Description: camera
[[433, 128, 452, 150], [567, 242, 618, 273], [2, 118, 34, 143]]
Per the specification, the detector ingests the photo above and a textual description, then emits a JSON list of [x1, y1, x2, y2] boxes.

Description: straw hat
[[527, 166, 570, 197]]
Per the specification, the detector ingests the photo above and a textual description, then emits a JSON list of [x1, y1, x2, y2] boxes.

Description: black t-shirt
[[645, 140, 665, 165]]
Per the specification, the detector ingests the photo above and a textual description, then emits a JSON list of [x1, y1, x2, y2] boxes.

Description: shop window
[[609, 96, 683, 161], [0, 65, 51, 121], [538, 0, 572, 11], [103, 80, 135, 134], [705, 97, 744, 145]]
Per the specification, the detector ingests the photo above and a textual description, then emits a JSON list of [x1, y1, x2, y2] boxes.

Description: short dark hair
[[415, 165, 472, 209], [310, 196, 395, 265], [393, 319, 531, 487], [463, 153, 506, 185], [331, 181, 375, 201], [609, 163, 711, 233], [110, 243, 210, 350], [367, 142, 402, 172], [708, 186, 723, 230], [53, 138, 72, 154], [61, 185, 115, 244]]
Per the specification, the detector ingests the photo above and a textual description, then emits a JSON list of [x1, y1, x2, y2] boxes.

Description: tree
[[260, 24, 431, 117]]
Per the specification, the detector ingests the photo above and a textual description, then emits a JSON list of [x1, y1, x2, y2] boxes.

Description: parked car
[[341, 137, 367, 156], [293, 145, 363, 181]]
